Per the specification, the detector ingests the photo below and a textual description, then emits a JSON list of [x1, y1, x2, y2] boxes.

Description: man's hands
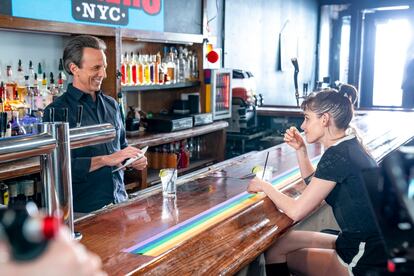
[[103, 146, 141, 168], [128, 147, 148, 171], [90, 146, 148, 172], [108, 146, 148, 171]]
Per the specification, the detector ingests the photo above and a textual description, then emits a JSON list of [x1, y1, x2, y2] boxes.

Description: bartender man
[[44, 35, 147, 213]]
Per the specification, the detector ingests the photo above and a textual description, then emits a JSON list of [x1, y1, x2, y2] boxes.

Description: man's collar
[[67, 83, 102, 101]]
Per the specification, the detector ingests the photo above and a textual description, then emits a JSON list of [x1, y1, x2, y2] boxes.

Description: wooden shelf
[[0, 157, 40, 181], [121, 81, 201, 92], [127, 121, 228, 148], [146, 157, 216, 186]]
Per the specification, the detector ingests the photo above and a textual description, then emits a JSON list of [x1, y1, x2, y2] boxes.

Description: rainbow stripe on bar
[[124, 157, 321, 257]]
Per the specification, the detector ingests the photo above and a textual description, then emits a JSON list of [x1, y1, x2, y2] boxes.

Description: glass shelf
[[121, 81, 201, 92]]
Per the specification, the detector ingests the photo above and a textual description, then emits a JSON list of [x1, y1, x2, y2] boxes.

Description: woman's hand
[[283, 126, 305, 151], [247, 177, 268, 193]]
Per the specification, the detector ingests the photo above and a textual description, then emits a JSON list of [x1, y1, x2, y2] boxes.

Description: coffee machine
[[227, 70, 259, 133]]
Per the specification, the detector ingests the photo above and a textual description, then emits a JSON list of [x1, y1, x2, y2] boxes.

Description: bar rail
[[0, 133, 56, 163]]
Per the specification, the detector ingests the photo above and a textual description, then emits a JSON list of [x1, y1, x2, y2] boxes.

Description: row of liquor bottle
[[121, 46, 199, 86], [0, 176, 42, 208], [147, 137, 206, 170], [0, 59, 67, 114]]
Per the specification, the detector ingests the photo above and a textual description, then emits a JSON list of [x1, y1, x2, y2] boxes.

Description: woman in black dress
[[248, 90, 387, 276]]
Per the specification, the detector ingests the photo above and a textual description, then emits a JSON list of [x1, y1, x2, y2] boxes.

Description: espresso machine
[[227, 69, 260, 133]]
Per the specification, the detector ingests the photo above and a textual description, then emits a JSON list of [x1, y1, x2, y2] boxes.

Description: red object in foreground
[[387, 260, 396, 272], [42, 216, 60, 239], [206, 50, 219, 63]]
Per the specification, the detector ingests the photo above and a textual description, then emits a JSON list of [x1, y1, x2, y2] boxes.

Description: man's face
[[71, 47, 107, 93]]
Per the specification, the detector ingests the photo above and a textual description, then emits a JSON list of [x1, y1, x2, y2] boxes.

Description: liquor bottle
[[149, 55, 155, 84], [191, 52, 199, 80], [5, 65, 17, 102], [120, 52, 127, 86], [39, 72, 52, 110], [33, 73, 42, 111], [174, 51, 180, 84], [57, 72, 64, 97], [11, 111, 26, 136], [160, 144, 168, 169], [0, 81, 5, 112], [22, 180, 35, 203], [37, 63, 43, 78], [179, 140, 190, 168], [178, 52, 185, 83], [0, 182, 9, 206], [58, 58, 67, 82], [131, 52, 137, 85], [49, 72, 59, 97], [188, 137, 194, 159], [28, 61, 35, 87], [175, 142, 181, 169], [184, 50, 191, 81], [166, 52, 175, 84], [35, 177, 43, 207], [16, 59, 25, 86], [16, 60, 28, 102], [24, 75, 33, 112], [126, 52, 132, 85], [7, 181, 18, 207], [137, 53, 144, 85], [155, 52, 161, 84], [167, 143, 177, 168], [143, 55, 150, 85], [5, 117, 12, 137]]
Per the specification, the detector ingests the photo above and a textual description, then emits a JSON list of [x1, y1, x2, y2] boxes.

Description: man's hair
[[63, 35, 106, 75]]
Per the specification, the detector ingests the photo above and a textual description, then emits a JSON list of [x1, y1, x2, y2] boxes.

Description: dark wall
[[224, 0, 319, 106], [164, 0, 203, 34], [0, 0, 12, 15]]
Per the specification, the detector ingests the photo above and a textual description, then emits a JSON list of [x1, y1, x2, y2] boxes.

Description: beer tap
[[62, 108, 68, 123], [291, 58, 300, 107], [76, 105, 83, 128], [48, 107, 55, 123]]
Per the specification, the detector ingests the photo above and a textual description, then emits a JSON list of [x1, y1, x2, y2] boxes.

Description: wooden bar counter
[[75, 111, 414, 275]]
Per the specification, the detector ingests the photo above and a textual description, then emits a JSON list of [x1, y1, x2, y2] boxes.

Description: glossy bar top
[[76, 111, 414, 275]]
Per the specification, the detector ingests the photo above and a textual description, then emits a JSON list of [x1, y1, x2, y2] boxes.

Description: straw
[[165, 154, 181, 194], [262, 151, 270, 180]]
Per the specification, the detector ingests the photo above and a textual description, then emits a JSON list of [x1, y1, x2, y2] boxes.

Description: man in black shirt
[[44, 35, 147, 213]]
